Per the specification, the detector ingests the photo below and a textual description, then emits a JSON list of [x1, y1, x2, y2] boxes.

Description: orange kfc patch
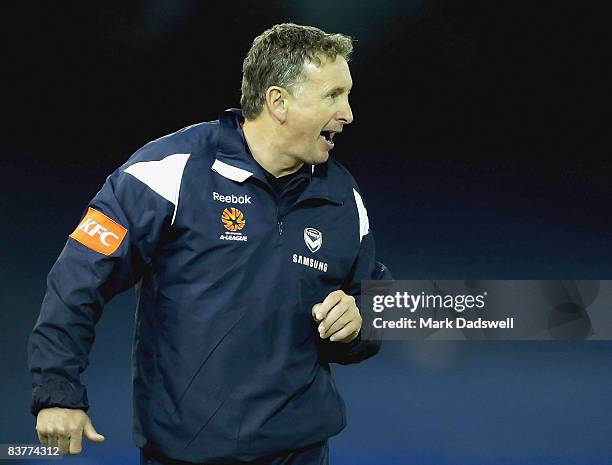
[[69, 207, 127, 256]]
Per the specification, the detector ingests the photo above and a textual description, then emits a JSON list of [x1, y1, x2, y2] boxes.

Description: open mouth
[[319, 130, 336, 149], [320, 130, 335, 142]]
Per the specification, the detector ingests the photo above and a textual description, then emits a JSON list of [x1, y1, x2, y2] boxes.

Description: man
[[28, 23, 390, 465]]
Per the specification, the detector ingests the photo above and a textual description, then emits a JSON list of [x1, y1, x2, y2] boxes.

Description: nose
[[337, 99, 353, 125]]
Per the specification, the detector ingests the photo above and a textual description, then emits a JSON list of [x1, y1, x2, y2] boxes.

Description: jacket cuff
[[30, 377, 89, 417], [324, 328, 362, 352]]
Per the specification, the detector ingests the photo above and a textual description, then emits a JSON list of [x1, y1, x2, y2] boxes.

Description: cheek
[[290, 116, 311, 136], [288, 106, 323, 143], [295, 122, 320, 144]]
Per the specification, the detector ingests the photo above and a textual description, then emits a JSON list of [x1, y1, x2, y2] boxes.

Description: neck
[[242, 119, 304, 177]]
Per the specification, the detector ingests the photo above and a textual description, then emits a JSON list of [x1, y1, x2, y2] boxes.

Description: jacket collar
[[212, 108, 344, 205]]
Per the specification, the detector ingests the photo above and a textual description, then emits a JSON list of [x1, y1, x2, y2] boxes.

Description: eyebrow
[[325, 85, 352, 96]]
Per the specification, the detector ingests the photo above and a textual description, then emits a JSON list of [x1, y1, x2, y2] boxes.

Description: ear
[[265, 86, 288, 124]]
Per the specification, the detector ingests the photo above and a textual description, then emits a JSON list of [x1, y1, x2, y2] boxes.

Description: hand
[[312, 290, 362, 343], [36, 407, 105, 455]]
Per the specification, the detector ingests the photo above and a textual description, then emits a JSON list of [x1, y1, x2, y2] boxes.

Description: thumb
[[83, 420, 105, 443]]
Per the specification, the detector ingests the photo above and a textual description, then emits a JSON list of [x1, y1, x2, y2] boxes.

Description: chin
[[311, 151, 329, 165]]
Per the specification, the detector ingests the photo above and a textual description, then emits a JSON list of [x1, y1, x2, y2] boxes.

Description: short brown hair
[[240, 23, 353, 119]]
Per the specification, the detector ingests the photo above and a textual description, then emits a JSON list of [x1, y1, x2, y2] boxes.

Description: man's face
[[283, 55, 354, 165]]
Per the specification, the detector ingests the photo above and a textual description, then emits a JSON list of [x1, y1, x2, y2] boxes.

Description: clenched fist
[[36, 407, 105, 455], [312, 290, 362, 342]]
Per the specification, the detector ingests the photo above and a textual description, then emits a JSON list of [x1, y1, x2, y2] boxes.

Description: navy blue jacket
[[27, 108, 390, 462]]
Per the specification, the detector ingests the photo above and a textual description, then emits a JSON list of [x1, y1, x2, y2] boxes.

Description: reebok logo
[[69, 207, 127, 255], [213, 192, 251, 204]]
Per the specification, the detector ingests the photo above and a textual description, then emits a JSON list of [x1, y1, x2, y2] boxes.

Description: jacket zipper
[[273, 176, 318, 236], [276, 203, 283, 236]]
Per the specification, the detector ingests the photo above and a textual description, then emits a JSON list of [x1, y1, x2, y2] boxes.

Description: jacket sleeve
[[317, 188, 393, 365], [27, 163, 176, 417]]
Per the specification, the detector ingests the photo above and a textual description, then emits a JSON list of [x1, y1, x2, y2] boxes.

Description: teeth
[[320, 131, 334, 145]]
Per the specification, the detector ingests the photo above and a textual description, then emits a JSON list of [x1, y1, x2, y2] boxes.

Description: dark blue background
[[2, 1, 611, 464]]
